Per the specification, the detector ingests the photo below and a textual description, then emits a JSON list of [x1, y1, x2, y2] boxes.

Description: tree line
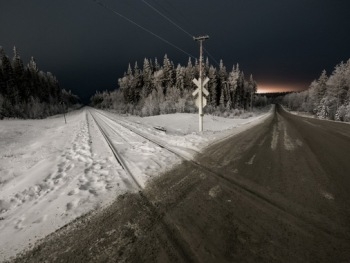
[[91, 54, 268, 117], [0, 46, 79, 119], [282, 59, 350, 122]]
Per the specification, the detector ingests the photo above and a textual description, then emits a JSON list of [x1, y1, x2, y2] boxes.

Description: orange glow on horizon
[[257, 84, 307, 94]]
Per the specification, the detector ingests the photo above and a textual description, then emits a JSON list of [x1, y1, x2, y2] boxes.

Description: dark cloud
[[1, 0, 350, 102]]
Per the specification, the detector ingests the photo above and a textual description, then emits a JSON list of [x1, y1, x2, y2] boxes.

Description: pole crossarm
[[193, 35, 209, 41]]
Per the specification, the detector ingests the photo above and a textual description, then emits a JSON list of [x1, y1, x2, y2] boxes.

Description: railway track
[[88, 109, 198, 262], [94, 109, 196, 161], [89, 110, 142, 189]]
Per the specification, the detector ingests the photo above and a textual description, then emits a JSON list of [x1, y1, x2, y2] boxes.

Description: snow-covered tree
[[12, 46, 24, 81], [282, 58, 350, 122], [248, 74, 257, 111], [142, 58, 153, 96], [227, 64, 239, 108], [162, 54, 175, 89], [184, 57, 195, 90], [0, 46, 79, 119], [175, 64, 185, 92], [94, 54, 261, 117], [28, 56, 38, 73], [207, 66, 218, 106]]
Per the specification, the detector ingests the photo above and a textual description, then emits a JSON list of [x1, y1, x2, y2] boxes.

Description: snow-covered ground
[[0, 107, 271, 261], [104, 108, 272, 154], [280, 105, 316, 119], [281, 105, 350, 125]]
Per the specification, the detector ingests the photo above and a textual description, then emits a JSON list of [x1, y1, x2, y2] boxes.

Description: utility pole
[[60, 101, 67, 124], [192, 35, 209, 132], [251, 89, 254, 112]]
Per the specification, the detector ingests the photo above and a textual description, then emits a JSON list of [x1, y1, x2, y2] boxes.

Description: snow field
[[0, 110, 132, 261], [101, 108, 272, 157]]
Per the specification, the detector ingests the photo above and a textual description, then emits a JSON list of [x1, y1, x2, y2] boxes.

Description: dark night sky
[[1, 0, 350, 102]]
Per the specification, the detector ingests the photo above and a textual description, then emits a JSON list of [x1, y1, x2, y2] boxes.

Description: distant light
[[257, 83, 307, 93]]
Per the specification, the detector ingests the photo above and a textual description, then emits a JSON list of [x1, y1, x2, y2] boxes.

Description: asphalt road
[[13, 105, 350, 263]]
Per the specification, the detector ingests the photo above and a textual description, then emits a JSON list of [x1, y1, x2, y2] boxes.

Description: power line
[[160, 0, 197, 33], [203, 47, 220, 67], [92, 0, 196, 59], [141, 0, 193, 38], [162, 0, 199, 32], [141, 0, 220, 67]]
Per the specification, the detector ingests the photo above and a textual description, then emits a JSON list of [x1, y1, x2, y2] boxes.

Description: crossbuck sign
[[192, 77, 209, 132]]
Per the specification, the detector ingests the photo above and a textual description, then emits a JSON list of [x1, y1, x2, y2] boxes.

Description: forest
[[282, 59, 350, 122], [90, 55, 268, 117], [0, 46, 79, 119]]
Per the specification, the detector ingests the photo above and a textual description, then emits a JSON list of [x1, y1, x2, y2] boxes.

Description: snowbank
[[121, 108, 272, 153]]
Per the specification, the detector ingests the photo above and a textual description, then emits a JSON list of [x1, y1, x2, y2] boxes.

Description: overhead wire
[[141, 0, 193, 38], [203, 47, 220, 67], [92, 0, 196, 59], [141, 0, 221, 67], [161, 0, 197, 30]]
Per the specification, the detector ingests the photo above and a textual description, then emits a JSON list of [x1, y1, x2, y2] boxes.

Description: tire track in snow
[[271, 124, 279, 150], [271, 115, 303, 151]]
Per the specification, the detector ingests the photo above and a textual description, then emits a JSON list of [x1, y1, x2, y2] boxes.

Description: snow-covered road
[[0, 107, 271, 261]]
